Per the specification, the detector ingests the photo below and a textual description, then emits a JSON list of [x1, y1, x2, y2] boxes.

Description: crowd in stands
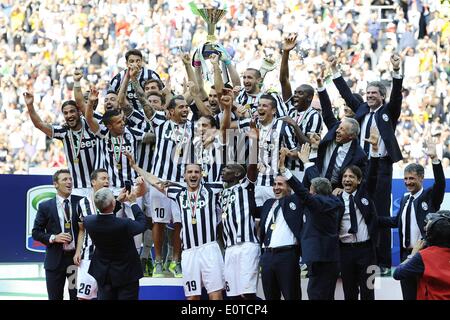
[[0, 0, 449, 174]]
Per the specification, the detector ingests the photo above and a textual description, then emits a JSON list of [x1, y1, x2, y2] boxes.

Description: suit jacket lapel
[[51, 198, 62, 234]]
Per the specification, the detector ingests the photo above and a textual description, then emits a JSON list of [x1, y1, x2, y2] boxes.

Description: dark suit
[[32, 195, 83, 300], [287, 171, 344, 300], [337, 184, 378, 300], [378, 159, 446, 300], [84, 203, 147, 300], [259, 193, 303, 300], [333, 74, 403, 268], [312, 121, 368, 190]]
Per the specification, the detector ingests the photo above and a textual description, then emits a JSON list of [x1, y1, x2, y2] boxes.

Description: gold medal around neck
[[270, 223, 276, 230], [202, 170, 207, 177], [191, 218, 197, 225], [74, 159, 79, 164], [64, 222, 71, 229], [117, 164, 121, 170]]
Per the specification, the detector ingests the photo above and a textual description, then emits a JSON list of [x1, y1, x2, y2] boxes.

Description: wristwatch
[[49, 234, 56, 243]]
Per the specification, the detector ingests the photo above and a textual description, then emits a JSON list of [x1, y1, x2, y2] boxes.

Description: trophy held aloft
[[190, 2, 230, 83]]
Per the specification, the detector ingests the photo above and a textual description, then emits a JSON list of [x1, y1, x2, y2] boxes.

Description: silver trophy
[[197, 7, 227, 58]]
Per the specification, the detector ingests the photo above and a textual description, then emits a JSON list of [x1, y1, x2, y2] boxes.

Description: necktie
[[63, 199, 71, 232], [325, 143, 342, 182], [348, 194, 358, 234], [404, 195, 414, 248], [264, 202, 282, 247], [363, 112, 375, 154]]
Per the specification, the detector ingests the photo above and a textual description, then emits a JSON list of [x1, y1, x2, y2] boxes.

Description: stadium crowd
[[0, 0, 449, 174], [2, 0, 450, 301]]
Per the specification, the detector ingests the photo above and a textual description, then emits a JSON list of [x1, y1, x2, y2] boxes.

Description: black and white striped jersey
[[109, 67, 161, 110], [77, 196, 97, 261], [193, 137, 227, 183], [94, 125, 144, 188], [286, 100, 322, 136], [151, 111, 195, 183], [52, 119, 97, 189], [240, 118, 296, 186], [235, 89, 288, 119], [167, 183, 223, 250], [219, 178, 258, 248]]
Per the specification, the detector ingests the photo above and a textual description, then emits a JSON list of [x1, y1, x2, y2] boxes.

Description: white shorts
[[143, 184, 181, 223], [76, 260, 98, 299], [224, 242, 260, 297], [255, 186, 275, 207], [72, 188, 92, 198], [181, 241, 225, 297]]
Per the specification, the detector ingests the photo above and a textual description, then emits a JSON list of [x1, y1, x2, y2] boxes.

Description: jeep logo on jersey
[[26, 185, 56, 252]]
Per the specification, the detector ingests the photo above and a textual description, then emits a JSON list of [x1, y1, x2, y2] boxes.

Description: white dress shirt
[[264, 200, 297, 248], [360, 105, 388, 157], [401, 188, 423, 249], [56, 194, 75, 251], [340, 191, 370, 243], [322, 140, 352, 177]]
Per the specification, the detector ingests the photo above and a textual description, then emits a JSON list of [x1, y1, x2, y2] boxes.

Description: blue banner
[[0, 174, 449, 265]]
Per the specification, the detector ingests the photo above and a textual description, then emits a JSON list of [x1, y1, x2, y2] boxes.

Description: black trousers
[[400, 249, 417, 300], [373, 157, 393, 268], [339, 242, 376, 300], [307, 261, 339, 300], [98, 279, 140, 300], [45, 252, 77, 300], [260, 247, 301, 300]]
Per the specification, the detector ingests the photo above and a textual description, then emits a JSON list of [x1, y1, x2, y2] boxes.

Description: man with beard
[[73, 69, 147, 133], [109, 49, 161, 110], [84, 87, 152, 195], [235, 68, 287, 119], [24, 92, 97, 197], [129, 160, 225, 300]]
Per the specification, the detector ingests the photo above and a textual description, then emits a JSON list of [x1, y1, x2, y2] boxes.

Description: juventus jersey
[[167, 183, 223, 250], [94, 125, 144, 188], [219, 178, 258, 248], [109, 67, 161, 110], [52, 118, 97, 188]]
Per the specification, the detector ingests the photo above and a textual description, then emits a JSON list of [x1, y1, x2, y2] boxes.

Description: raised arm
[[246, 119, 259, 183], [24, 92, 52, 137], [188, 81, 212, 117], [317, 65, 338, 129], [130, 67, 154, 119], [125, 151, 161, 187], [329, 56, 361, 112], [386, 53, 403, 122], [210, 54, 224, 98], [279, 33, 297, 102], [427, 138, 446, 210], [85, 87, 100, 133], [73, 69, 86, 115], [219, 90, 233, 143], [118, 68, 134, 117]]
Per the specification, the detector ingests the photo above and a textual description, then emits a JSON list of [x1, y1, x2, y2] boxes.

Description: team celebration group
[[23, 3, 450, 301]]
